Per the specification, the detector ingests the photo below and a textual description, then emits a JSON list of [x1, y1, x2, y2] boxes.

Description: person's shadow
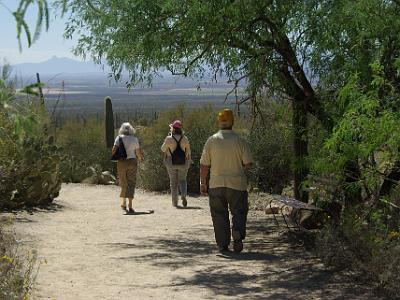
[[176, 206, 202, 210], [125, 210, 155, 216]]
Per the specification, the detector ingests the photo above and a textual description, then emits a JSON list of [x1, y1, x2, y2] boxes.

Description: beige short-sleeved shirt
[[200, 130, 253, 191]]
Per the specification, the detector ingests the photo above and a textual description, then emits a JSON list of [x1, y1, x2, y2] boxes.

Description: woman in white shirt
[[161, 120, 191, 207], [112, 122, 143, 213]]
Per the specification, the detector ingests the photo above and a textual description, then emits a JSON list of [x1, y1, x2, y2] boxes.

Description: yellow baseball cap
[[217, 109, 234, 124]]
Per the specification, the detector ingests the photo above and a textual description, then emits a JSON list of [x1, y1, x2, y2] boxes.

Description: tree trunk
[[343, 160, 362, 206], [379, 160, 400, 198], [293, 97, 309, 202]]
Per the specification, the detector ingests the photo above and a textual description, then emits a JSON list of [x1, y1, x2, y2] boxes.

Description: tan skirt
[[117, 159, 137, 198]]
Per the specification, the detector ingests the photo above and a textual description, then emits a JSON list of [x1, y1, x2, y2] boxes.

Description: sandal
[[121, 205, 127, 211], [128, 208, 135, 214]]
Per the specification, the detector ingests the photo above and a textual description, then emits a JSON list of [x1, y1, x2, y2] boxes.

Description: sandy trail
[[11, 184, 378, 300]]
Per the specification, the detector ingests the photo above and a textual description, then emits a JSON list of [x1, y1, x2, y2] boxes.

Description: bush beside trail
[[0, 64, 62, 210]]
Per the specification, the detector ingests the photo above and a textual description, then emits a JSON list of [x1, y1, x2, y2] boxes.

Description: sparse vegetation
[[56, 117, 112, 183], [0, 63, 62, 210], [0, 220, 37, 300]]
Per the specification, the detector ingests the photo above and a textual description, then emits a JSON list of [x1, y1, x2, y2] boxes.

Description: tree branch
[[224, 73, 249, 103]]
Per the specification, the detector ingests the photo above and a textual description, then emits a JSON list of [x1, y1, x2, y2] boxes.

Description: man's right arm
[[199, 138, 212, 195]]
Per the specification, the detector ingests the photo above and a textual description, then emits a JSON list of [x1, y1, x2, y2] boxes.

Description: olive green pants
[[208, 187, 249, 247], [117, 159, 137, 198]]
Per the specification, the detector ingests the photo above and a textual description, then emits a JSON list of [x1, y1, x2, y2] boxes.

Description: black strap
[[169, 135, 185, 155], [171, 135, 183, 145], [118, 135, 124, 148]]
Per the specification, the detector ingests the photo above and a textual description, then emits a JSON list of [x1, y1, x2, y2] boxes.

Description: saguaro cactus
[[105, 96, 115, 148]]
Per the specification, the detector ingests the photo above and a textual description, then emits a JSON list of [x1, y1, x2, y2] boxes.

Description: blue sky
[[0, 0, 79, 64]]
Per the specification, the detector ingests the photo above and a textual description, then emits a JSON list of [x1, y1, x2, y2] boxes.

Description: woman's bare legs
[[120, 197, 127, 209], [128, 198, 134, 210]]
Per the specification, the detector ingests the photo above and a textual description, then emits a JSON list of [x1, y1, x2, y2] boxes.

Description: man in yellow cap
[[200, 109, 253, 254]]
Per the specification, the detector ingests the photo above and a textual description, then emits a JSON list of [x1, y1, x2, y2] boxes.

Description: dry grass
[[0, 217, 37, 300]]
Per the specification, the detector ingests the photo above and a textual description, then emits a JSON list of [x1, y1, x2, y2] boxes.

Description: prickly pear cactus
[[105, 96, 114, 148]]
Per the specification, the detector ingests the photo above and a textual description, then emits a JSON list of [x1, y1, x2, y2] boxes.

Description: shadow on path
[[106, 213, 378, 300], [5, 203, 65, 222], [176, 206, 202, 210], [124, 210, 155, 216]]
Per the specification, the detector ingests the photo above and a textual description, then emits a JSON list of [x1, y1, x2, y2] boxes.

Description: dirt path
[[11, 184, 379, 300]]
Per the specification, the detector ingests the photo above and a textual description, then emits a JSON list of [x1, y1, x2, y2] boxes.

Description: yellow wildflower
[[388, 231, 400, 238], [0, 255, 14, 264]]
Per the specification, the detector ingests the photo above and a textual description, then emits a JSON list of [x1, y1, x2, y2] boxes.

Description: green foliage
[[0, 109, 62, 209], [3, 0, 50, 49], [313, 66, 400, 204], [311, 64, 400, 297], [19, 82, 45, 96], [304, 1, 400, 90], [0, 136, 62, 209], [247, 101, 293, 194], [0, 63, 62, 209]]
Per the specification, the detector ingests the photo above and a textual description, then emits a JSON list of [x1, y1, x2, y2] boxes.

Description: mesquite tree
[[58, 0, 327, 201]]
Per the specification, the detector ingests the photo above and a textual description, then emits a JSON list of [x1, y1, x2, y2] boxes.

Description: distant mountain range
[[11, 56, 236, 89], [13, 56, 106, 76]]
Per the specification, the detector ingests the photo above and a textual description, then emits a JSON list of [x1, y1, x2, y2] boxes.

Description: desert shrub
[[0, 134, 62, 209], [0, 114, 62, 209], [55, 118, 113, 183], [0, 64, 62, 209], [247, 101, 293, 194], [0, 220, 37, 300]]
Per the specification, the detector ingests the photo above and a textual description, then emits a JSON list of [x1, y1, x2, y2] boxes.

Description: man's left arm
[[242, 139, 254, 169], [199, 164, 210, 195]]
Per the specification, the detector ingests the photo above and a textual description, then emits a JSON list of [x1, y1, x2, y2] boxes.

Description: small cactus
[[105, 96, 115, 148]]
